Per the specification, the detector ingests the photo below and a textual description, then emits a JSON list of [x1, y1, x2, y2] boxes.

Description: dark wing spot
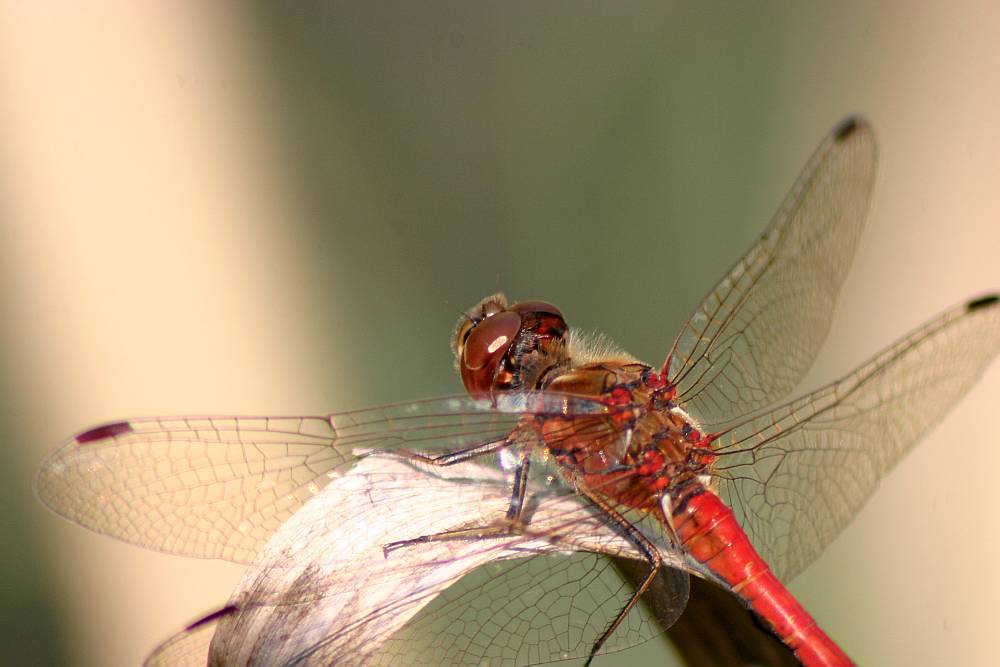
[[184, 605, 239, 631], [967, 294, 1000, 312], [75, 421, 133, 444], [833, 116, 862, 142]]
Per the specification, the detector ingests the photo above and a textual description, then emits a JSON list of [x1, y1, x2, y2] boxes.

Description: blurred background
[[2, 2, 999, 666]]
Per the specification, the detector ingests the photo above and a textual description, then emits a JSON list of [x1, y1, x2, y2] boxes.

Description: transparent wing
[[144, 605, 235, 667], [369, 553, 690, 666], [710, 295, 1000, 580], [35, 393, 610, 564], [666, 117, 877, 426], [208, 455, 691, 666]]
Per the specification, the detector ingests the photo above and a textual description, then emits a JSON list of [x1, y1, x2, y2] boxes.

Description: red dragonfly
[[37, 117, 1000, 667]]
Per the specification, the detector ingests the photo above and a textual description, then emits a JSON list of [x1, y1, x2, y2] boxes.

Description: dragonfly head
[[453, 293, 569, 398]]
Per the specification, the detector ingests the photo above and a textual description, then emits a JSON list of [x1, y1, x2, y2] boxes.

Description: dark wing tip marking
[[184, 605, 239, 631], [832, 115, 864, 142], [75, 420, 133, 444], [967, 294, 1000, 311]]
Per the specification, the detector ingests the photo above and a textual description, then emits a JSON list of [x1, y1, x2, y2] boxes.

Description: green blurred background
[[2, 2, 999, 665]]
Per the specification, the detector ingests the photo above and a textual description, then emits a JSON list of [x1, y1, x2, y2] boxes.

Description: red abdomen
[[671, 486, 855, 667]]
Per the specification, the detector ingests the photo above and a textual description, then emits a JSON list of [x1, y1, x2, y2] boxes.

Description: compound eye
[[455, 318, 476, 350], [509, 300, 563, 319], [463, 310, 521, 371]]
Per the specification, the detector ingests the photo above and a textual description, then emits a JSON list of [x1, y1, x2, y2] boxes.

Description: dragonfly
[[36, 117, 1000, 667]]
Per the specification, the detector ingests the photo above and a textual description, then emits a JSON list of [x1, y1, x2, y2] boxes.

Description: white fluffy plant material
[[147, 452, 686, 666]]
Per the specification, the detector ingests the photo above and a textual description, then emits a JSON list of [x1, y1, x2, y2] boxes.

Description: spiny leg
[[580, 491, 663, 667], [368, 435, 509, 467], [382, 450, 531, 557]]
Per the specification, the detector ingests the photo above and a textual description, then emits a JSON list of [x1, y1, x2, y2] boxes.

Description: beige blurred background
[[2, 3, 999, 666]]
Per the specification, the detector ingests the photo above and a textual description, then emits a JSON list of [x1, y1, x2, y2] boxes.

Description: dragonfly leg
[[580, 491, 663, 667], [367, 436, 509, 467], [382, 452, 531, 557]]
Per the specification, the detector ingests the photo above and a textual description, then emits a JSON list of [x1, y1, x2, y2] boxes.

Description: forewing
[[35, 393, 609, 563], [710, 295, 1000, 580], [666, 118, 877, 426], [209, 454, 691, 666]]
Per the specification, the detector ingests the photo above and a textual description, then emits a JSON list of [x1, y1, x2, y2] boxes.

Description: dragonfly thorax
[[542, 363, 715, 508]]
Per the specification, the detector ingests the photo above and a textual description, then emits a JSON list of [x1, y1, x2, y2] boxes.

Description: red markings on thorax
[[539, 362, 712, 512]]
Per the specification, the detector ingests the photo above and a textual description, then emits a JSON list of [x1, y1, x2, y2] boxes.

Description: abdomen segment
[[671, 486, 854, 667]]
